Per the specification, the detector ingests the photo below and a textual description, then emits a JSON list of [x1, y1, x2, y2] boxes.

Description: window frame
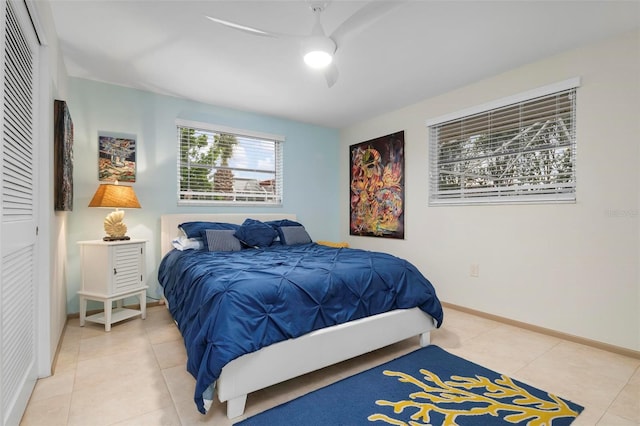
[[176, 119, 284, 206], [426, 78, 580, 206]]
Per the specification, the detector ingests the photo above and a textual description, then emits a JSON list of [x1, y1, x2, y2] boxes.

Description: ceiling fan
[[205, 1, 405, 88]]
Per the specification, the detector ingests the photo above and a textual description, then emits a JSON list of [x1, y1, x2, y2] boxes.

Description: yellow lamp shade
[[88, 183, 141, 209], [89, 183, 141, 240]]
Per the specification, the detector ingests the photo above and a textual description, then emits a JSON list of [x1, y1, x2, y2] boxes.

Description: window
[[176, 120, 283, 205], [427, 78, 579, 205]]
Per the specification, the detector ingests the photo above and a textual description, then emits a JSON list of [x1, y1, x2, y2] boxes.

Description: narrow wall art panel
[[54, 99, 74, 211], [98, 133, 136, 182], [350, 131, 405, 239]]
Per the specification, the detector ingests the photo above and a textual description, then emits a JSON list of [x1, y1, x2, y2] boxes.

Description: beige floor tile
[[430, 323, 465, 349], [20, 393, 71, 426], [58, 326, 82, 350], [146, 321, 183, 345], [153, 339, 188, 369], [54, 325, 82, 373], [162, 366, 218, 426], [28, 369, 75, 402], [515, 341, 639, 411], [608, 379, 640, 423], [597, 412, 640, 425], [143, 308, 177, 329], [67, 373, 172, 426], [110, 406, 182, 426], [143, 305, 173, 322], [77, 326, 152, 361], [53, 346, 79, 374], [570, 406, 605, 425], [450, 324, 560, 375], [437, 307, 502, 345], [74, 345, 159, 392]]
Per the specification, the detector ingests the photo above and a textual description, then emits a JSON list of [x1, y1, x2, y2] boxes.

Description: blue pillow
[[178, 221, 239, 239], [265, 219, 302, 229], [234, 218, 278, 248], [204, 229, 242, 252], [280, 226, 312, 245]]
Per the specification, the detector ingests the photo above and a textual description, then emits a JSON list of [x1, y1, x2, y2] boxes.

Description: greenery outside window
[[176, 119, 284, 205], [427, 78, 579, 205]]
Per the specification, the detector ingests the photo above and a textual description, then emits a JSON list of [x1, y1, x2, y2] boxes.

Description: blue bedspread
[[158, 243, 443, 414]]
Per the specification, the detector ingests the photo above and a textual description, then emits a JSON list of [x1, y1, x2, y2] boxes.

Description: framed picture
[[350, 131, 405, 239], [54, 100, 74, 211], [98, 133, 136, 182]]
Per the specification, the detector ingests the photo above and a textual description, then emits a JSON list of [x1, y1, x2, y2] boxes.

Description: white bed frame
[[160, 213, 437, 419]]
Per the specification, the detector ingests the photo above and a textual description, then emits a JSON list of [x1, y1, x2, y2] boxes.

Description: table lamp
[[88, 182, 141, 241]]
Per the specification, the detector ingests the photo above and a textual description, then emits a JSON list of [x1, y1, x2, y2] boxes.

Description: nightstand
[[77, 239, 148, 331]]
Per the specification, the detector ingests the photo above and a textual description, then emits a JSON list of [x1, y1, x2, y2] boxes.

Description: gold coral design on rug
[[368, 369, 580, 425]]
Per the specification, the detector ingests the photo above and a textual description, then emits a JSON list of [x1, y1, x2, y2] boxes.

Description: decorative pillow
[[280, 226, 312, 245], [265, 219, 302, 229], [178, 221, 239, 239], [265, 219, 305, 243], [171, 236, 205, 251], [204, 229, 242, 252], [234, 218, 278, 248]]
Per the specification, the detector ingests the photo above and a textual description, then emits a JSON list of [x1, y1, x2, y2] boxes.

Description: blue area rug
[[235, 345, 583, 425]]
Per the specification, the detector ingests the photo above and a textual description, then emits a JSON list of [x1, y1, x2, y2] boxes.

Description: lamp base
[[103, 236, 131, 241]]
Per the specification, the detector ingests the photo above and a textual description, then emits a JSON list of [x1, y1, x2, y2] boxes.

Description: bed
[[158, 213, 443, 419]]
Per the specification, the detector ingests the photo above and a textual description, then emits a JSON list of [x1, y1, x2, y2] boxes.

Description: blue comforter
[[158, 243, 443, 414]]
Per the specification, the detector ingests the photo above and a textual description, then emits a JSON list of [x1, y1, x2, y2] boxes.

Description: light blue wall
[[66, 78, 340, 313]]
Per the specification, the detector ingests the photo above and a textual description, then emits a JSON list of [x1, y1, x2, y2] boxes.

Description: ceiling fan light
[[304, 50, 333, 68], [302, 36, 336, 69]]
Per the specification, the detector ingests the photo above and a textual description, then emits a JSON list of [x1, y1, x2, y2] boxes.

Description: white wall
[[340, 30, 640, 351], [31, 0, 70, 375]]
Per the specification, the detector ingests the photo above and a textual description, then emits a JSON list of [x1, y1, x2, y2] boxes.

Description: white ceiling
[[48, 0, 640, 129]]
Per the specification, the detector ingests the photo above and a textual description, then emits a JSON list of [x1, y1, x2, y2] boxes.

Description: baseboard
[[442, 302, 640, 360], [66, 300, 165, 319]]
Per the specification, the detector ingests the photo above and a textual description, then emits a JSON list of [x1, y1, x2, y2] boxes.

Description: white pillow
[[171, 236, 204, 251]]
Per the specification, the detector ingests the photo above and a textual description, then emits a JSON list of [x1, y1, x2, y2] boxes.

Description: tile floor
[[20, 305, 640, 426]]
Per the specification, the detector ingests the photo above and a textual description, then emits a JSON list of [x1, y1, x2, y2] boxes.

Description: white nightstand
[[77, 239, 148, 331]]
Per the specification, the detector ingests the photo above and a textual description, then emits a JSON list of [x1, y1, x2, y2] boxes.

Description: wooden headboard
[[160, 213, 297, 256]]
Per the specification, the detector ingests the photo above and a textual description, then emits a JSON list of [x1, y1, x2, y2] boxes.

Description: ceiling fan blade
[[205, 15, 287, 38], [324, 62, 339, 88], [330, 1, 407, 48]]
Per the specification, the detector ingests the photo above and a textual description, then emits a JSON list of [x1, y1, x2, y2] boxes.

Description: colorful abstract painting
[[350, 132, 404, 239], [98, 133, 136, 182]]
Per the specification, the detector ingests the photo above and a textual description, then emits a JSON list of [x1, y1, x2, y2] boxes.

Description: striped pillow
[[205, 229, 242, 252]]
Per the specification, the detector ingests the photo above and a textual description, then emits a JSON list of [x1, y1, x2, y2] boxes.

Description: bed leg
[[419, 331, 431, 347], [226, 394, 248, 419]]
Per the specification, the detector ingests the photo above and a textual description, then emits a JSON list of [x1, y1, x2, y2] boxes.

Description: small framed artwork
[[98, 132, 136, 182], [350, 131, 405, 239], [54, 99, 74, 211]]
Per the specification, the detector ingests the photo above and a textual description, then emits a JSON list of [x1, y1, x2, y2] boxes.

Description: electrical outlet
[[470, 264, 479, 277]]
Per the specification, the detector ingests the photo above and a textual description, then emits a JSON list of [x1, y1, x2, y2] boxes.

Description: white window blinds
[[176, 120, 283, 205], [428, 80, 579, 205]]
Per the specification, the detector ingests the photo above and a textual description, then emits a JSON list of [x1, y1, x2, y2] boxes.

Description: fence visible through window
[[427, 80, 578, 205]]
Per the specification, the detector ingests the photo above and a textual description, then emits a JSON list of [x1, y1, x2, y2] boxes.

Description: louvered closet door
[[0, 1, 39, 425]]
